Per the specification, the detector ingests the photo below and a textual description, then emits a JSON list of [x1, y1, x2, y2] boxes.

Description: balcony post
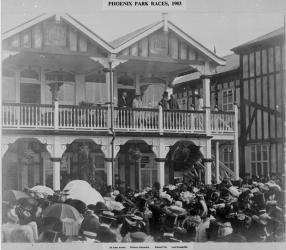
[[156, 158, 165, 189], [201, 75, 211, 136], [48, 82, 63, 130], [54, 101, 59, 129], [158, 105, 163, 134], [233, 103, 240, 180], [215, 141, 220, 183], [204, 139, 212, 185], [104, 158, 113, 187], [51, 158, 61, 191]]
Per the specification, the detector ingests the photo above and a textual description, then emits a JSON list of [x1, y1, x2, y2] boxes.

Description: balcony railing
[[163, 110, 205, 132], [2, 103, 236, 135], [211, 111, 235, 133]]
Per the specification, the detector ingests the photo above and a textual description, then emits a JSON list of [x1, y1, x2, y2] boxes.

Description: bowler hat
[[162, 91, 168, 97]]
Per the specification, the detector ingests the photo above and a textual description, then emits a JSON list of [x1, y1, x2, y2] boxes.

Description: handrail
[[211, 110, 235, 115], [114, 107, 158, 112], [2, 103, 236, 135]]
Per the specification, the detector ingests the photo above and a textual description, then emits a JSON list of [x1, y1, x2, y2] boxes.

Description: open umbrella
[[3, 190, 30, 204], [43, 203, 83, 236], [63, 180, 104, 205], [30, 185, 54, 196]]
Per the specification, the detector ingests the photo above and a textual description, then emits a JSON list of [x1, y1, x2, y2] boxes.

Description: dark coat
[[118, 95, 128, 108]]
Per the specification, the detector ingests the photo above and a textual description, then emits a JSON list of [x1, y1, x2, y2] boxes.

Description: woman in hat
[[10, 205, 38, 242]]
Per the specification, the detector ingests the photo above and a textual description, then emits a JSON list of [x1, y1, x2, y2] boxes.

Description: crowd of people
[[118, 90, 182, 110], [2, 176, 285, 243]]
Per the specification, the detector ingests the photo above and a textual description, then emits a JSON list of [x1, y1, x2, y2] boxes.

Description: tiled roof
[[232, 27, 283, 52], [109, 20, 162, 48]]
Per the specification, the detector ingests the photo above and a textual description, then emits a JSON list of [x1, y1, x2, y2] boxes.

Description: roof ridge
[[109, 20, 162, 48], [2, 13, 49, 34], [64, 13, 112, 48], [232, 26, 283, 51]]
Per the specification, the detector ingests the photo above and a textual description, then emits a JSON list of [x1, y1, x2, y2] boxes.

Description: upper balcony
[[2, 102, 236, 137]]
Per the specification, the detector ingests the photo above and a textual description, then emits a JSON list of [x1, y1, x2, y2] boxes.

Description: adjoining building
[[1, 13, 239, 191], [173, 27, 285, 179]]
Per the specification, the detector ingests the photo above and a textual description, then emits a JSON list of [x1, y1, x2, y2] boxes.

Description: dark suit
[[118, 95, 128, 108]]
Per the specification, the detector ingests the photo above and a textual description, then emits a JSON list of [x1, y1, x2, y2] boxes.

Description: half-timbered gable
[[3, 13, 111, 57]]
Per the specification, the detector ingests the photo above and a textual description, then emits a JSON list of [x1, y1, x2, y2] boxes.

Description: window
[[32, 25, 42, 49], [139, 155, 157, 190], [2, 69, 16, 102], [255, 51, 261, 76], [242, 55, 249, 79], [222, 89, 234, 111], [223, 146, 234, 171], [249, 53, 254, 77], [250, 144, 269, 177]]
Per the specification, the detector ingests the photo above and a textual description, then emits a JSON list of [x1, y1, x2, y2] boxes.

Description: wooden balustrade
[[58, 105, 107, 130], [114, 107, 159, 131], [211, 111, 235, 133], [2, 103, 54, 128], [163, 110, 205, 132], [2, 103, 236, 135]]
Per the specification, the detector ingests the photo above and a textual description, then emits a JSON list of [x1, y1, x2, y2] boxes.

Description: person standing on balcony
[[196, 95, 204, 111], [132, 93, 143, 108], [158, 91, 169, 110], [118, 91, 128, 108], [168, 94, 180, 110]]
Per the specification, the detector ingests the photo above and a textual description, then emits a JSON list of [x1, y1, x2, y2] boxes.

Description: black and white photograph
[[1, 0, 285, 248]]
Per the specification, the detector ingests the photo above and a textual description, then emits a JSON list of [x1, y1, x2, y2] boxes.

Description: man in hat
[[132, 92, 143, 108], [158, 91, 169, 110], [168, 94, 180, 110], [118, 91, 128, 108]]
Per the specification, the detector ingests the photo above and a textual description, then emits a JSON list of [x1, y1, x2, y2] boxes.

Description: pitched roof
[[111, 19, 225, 66], [232, 27, 283, 52], [110, 20, 162, 48], [172, 53, 239, 86], [215, 53, 239, 74], [2, 13, 113, 52]]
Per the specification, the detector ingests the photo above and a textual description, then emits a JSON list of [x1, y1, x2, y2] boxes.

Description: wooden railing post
[[201, 75, 211, 135], [233, 103, 240, 180], [54, 101, 59, 130], [158, 106, 163, 135]]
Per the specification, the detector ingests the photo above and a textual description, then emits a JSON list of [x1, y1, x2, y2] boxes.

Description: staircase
[[195, 160, 237, 182]]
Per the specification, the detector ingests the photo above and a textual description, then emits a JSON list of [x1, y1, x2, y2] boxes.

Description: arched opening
[[61, 139, 105, 191], [166, 140, 204, 184], [2, 138, 52, 190], [115, 140, 157, 192]]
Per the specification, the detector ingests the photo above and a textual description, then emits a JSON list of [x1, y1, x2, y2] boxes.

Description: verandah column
[[104, 158, 113, 186], [215, 141, 220, 183], [155, 158, 165, 188], [204, 140, 213, 185], [201, 74, 212, 184], [51, 158, 61, 191], [233, 103, 240, 180]]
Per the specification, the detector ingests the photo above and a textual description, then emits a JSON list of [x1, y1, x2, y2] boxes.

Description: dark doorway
[[20, 83, 41, 104], [118, 88, 135, 107]]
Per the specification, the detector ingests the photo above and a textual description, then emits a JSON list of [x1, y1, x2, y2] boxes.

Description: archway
[[61, 139, 105, 191], [2, 138, 52, 190], [166, 140, 204, 185], [115, 140, 157, 192]]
